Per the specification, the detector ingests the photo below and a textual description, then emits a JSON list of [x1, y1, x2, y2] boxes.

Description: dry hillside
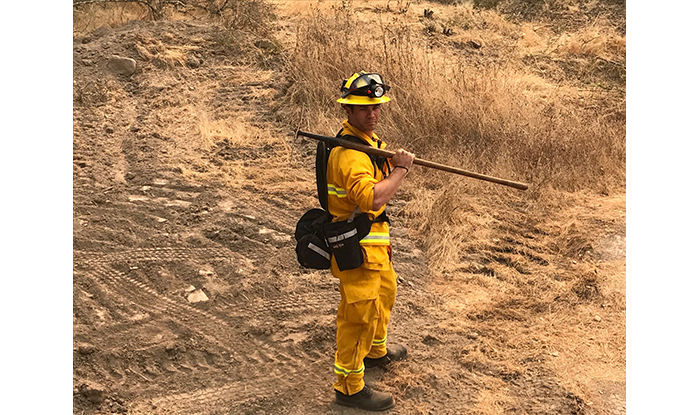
[[73, 1, 625, 414]]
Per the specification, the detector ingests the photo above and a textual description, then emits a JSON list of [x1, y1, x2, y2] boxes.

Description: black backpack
[[294, 207, 333, 269], [294, 131, 390, 270]]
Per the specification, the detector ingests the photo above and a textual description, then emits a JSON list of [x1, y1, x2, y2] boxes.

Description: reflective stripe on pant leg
[[332, 263, 381, 396], [372, 334, 387, 347], [366, 265, 398, 359], [334, 298, 379, 395], [334, 362, 365, 376]]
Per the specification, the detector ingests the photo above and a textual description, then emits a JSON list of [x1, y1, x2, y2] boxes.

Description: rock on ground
[[107, 55, 136, 76]]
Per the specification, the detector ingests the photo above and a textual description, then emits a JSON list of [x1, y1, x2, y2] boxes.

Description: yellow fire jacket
[[326, 120, 392, 270]]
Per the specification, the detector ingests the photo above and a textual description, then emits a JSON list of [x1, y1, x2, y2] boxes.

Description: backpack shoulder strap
[[316, 130, 391, 221], [316, 140, 331, 211], [316, 129, 360, 210], [336, 133, 390, 179]]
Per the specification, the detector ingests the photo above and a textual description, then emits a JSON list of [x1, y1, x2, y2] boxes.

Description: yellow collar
[[342, 120, 379, 146]]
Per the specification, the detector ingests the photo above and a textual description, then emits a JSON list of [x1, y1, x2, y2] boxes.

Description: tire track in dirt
[[127, 378, 280, 415], [75, 241, 432, 414], [76, 250, 334, 412], [82, 261, 298, 359], [73, 26, 328, 412], [74, 247, 238, 266], [79, 263, 240, 348], [126, 361, 332, 415], [218, 290, 338, 317], [73, 20, 356, 414]]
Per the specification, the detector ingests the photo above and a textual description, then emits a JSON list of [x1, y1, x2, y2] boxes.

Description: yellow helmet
[[337, 71, 391, 105]]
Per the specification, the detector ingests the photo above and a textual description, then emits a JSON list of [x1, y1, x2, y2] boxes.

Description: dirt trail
[[73, 15, 625, 415]]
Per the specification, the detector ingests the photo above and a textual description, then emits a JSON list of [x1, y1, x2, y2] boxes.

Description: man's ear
[[342, 105, 354, 115]]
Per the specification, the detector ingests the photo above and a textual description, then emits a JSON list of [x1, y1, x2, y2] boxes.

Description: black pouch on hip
[[323, 220, 363, 271]]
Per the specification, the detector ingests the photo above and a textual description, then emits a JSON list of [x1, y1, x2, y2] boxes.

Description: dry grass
[[134, 37, 199, 67], [279, 2, 625, 195], [528, 20, 626, 60], [277, 0, 626, 285], [167, 103, 312, 194], [73, 0, 272, 37], [399, 187, 492, 272], [73, 2, 148, 36], [425, 248, 625, 409]]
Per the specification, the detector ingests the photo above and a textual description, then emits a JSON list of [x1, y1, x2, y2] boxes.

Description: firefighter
[[328, 71, 415, 411]]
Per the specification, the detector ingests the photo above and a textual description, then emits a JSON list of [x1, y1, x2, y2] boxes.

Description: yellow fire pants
[[330, 251, 397, 396]]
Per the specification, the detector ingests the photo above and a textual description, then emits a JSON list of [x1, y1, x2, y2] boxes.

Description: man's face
[[345, 104, 382, 134]]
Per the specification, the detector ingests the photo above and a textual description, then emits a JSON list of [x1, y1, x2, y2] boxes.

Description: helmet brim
[[337, 95, 391, 105]]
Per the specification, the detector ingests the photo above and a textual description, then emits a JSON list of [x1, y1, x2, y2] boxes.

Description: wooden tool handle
[[296, 130, 529, 191]]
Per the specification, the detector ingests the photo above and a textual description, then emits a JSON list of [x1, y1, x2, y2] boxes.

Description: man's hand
[[372, 149, 416, 210], [391, 149, 415, 170]]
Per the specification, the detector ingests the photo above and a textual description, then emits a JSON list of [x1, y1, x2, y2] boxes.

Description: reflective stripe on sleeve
[[334, 363, 365, 376], [328, 184, 347, 198], [359, 232, 390, 245]]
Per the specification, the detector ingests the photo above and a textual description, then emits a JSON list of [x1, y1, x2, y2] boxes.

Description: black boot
[[335, 385, 395, 411], [364, 344, 408, 369]]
